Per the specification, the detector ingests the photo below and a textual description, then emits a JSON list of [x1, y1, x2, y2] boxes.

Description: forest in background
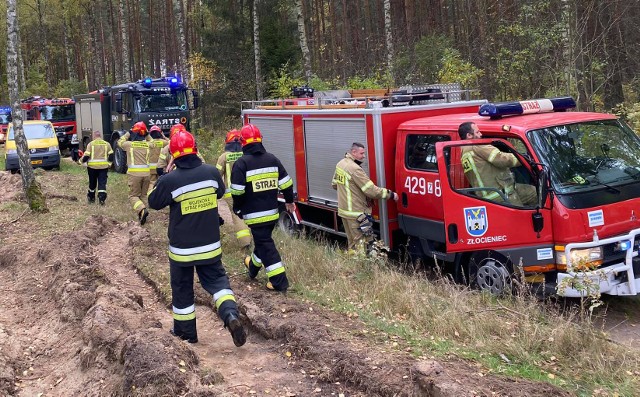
[[2, 0, 640, 127]]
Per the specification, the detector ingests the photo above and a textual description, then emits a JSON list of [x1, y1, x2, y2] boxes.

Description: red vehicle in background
[[0, 106, 11, 143], [21, 97, 77, 154]]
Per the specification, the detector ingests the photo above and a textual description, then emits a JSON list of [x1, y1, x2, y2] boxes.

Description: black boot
[[170, 328, 198, 344], [87, 195, 95, 204], [225, 314, 246, 347]]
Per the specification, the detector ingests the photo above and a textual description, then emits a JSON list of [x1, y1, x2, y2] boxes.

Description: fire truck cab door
[[435, 140, 548, 253]]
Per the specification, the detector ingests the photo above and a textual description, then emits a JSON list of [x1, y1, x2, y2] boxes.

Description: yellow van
[[5, 121, 61, 173]]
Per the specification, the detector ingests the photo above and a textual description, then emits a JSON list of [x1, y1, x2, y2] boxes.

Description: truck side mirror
[[536, 166, 550, 209], [115, 92, 123, 114], [190, 89, 199, 110], [532, 211, 544, 235]]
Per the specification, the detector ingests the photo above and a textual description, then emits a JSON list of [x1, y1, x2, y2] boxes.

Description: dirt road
[[0, 171, 578, 396]]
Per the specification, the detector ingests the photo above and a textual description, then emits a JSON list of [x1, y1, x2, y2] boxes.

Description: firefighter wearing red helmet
[[230, 124, 295, 292], [147, 125, 169, 191], [216, 129, 252, 251], [148, 130, 246, 347], [157, 123, 201, 173], [118, 121, 152, 225]]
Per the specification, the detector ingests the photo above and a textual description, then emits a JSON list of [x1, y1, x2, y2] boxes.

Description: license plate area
[[31, 159, 43, 165]]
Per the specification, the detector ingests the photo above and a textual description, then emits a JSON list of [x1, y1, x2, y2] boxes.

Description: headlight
[[556, 246, 603, 271], [49, 146, 59, 151], [6, 149, 16, 154]]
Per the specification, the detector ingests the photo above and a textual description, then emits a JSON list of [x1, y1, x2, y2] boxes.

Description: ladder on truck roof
[[241, 83, 476, 111]]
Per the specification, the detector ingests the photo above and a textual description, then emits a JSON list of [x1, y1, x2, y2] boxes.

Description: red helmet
[[240, 124, 262, 146], [169, 123, 187, 137], [169, 131, 197, 159], [132, 121, 148, 135], [149, 125, 162, 133], [225, 129, 241, 144]]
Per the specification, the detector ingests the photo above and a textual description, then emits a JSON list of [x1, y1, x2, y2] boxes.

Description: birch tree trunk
[[15, 3, 26, 92], [294, 0, 312, 83], [173, 0, 188, 79], [253, 0, 263, 99], [384, 0, 394, 83], [119, 0, 130, 82], [6, 0, 47, 212]]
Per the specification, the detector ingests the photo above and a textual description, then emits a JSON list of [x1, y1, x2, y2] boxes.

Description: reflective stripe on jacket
[[85, 139, 113, 169], [118, 132, 150, 176], [461, 144, 520, 202]]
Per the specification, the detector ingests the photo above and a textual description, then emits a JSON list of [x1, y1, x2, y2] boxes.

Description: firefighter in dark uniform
[[216, 129, 252, 251], [79, 130, 113, 205], [230, 124, 295, 292], [148, 130, 246, 347], [118, 121, 151, 224]]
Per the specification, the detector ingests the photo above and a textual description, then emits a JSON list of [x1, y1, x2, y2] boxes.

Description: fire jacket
[[148, 138, 169, 172], [118, 132, 150, 176], [148, 155, 225, 267], [82, 138, 113, 170], [332, 152, 394, 219], [216, 148, 243, 198], [229, 143, 294, 227], [461, 144, 521, 202]]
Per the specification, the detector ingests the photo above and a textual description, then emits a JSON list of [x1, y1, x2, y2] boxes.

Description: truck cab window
[[406, 134, 449, 171], [447, 144, 538, 208]]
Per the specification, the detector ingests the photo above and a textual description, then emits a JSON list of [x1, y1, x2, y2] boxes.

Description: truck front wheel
[[465, 251, 513, 295], [112, 138, 127, 174]]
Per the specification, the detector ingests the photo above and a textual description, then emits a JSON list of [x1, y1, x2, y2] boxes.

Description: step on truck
[[74, 76, 199, 173], [241, 85, 640, 297], [20, 97, 77, 152]]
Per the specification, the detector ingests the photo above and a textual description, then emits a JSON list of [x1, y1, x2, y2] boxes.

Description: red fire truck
[[21, 97, 77, 152], [242, 87, 640, 298]]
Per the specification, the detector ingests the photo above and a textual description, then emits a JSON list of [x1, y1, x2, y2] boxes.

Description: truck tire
[[112, 138, 127, 174], [278, 210, 300, 237], [465, 251, 513, 295]]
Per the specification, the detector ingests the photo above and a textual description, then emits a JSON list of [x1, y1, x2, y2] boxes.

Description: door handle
[[401, 192, 408, 207]]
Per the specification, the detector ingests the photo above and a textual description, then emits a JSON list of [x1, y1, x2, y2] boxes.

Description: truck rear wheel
[[465, 251, 513, 295], [112, 138, 127, 174], [278, 210, 300, 237]]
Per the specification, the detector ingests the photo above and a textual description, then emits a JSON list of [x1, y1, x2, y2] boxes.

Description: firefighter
[[230, 124, 294, 292], [332, 142, 398, 252], [148, 125, 169, 191], [79, 130, 113, 205], [148, 130, 246, 347], [216, 129, 252, 252], [157, 123, 186, 175], [459, 121, 537, 206], [118, 121, 151, 225]]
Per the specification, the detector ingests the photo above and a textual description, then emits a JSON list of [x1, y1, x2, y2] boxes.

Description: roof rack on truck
[[241, 83, 476, 111]]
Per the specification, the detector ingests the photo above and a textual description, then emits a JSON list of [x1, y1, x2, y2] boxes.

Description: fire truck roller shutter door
[[304, 119, 368, 203], [247, 118, 297, 193]]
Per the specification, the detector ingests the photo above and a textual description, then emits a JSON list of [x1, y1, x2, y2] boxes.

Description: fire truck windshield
[[0, 112, 11, 124], [39, 105, 75, 122], [529, 119, 640, 194], [136, 91, 187, 112]]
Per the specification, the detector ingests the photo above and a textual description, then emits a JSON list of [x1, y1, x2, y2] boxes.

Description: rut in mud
[[0, 171, 575, 396]]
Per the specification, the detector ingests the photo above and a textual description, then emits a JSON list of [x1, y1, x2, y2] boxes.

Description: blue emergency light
[[142, 77, 153, 88], [0, 106, 11, 114], [479, 96, 576, 119], [167, 76, 180, 87], [618, 240, 632, 252]]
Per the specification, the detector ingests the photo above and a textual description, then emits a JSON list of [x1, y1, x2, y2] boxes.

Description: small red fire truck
[[21, 97, 77, 152], [242, 87, 640, 297]]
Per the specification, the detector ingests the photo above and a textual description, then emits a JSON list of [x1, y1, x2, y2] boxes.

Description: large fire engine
[[0, 106, 11, 143], [242, 86, 640, 297], [74, 76, 199, 173], [21, 97, 77, 151]]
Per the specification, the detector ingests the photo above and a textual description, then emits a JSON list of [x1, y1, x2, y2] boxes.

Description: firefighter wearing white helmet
[[230, 124, 294, 292], [148, 130, 246, 347]]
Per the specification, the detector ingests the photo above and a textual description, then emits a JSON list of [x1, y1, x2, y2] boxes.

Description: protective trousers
[[170, 261, 239, 342], [224, 197, 252, 248], [87, 168, 108, 203], [127, 174, 150, 215], [148, 170, 159, 193], [341, 217, 371, 251], [248, 223, 289, 291]]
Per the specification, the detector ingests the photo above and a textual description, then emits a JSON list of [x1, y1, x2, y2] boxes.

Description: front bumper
[[5, 151, 61, 170], [556, 228, 640, 297]]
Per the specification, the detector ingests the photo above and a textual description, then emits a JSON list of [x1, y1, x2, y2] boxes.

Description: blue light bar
[[143, 77, 153, 88], [167, 76, 180, 86], [0, 106, 11, 114], [479, 96, 576, 119]]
